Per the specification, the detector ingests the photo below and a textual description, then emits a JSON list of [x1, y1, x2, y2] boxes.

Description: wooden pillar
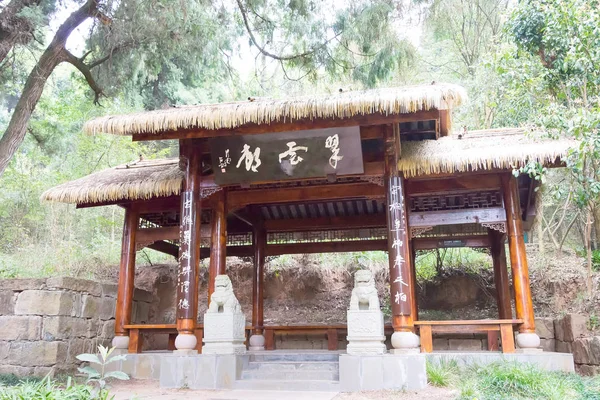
[[489, 229, 512, 320], [175, 142, 202, 347], [502, 174, 535, 333], [208, 189, 227, 302], [252, 223, 266, 335], [114, 206, 138, 348], [384, 124, 414, 333]]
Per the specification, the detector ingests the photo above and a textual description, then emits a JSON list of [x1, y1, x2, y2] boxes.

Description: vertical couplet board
[[386, 174, 412, 316], [176, 190, 196, 320]]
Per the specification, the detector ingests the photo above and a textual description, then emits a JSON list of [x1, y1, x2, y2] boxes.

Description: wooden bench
[[124, 324, 254, 354], [414, 319, 523, 353], [263, 324, 395, 350]]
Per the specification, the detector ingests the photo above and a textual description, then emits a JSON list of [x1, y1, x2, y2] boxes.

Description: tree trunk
[[0, 0, 98, 176], [585, 209, 593, 297], [593, 205, 600, 251], [535, 187, 544, 254]]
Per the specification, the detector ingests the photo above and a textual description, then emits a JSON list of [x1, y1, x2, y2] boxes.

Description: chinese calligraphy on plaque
[[210, 126, 363, 185]]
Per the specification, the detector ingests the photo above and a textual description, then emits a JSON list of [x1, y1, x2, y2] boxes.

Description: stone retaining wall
[[532, 314, 600, 375], [0, 277, 153, 377]]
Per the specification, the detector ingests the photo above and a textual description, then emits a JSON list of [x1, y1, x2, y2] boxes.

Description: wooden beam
[[409, 207, 505, 228], [136, 226, 211, 242], [228, 182, 384, 210], [267, 240, 387, 255], [360, 125, 384, 140], [199, 240, 388, 258], [147, 240, 179, 259], [406, 174, 501, 195], [413, 235, 490, 250], [264, 214, 386, 232], [131, 110, 442, 141], [439, 110, 452, 136], [136, 227, 179, 242]]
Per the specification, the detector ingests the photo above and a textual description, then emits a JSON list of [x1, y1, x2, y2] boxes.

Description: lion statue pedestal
[[346, 270, 386, 355], [202, 275, 247, 355]]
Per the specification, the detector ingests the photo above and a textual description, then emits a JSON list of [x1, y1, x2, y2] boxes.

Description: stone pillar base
[[516, 332, 541, 350], [202, 312, 247, 355], [175, 333, 197, 351], [249, 334, 265, 351], [347, 309, 386, 355], [391, 331, 420, 352]]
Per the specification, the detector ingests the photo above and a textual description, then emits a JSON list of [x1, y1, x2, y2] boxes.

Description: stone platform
[[106, 350, 574, 392]]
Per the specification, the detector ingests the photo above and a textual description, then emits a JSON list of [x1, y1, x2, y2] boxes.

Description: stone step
[[233, 379, 341, 392], [245, 361, 339, 372], [241, 369, 338, 381], [249, 353, 339, 362]]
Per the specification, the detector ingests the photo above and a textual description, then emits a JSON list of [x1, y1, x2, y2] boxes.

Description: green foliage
[[425, 361, 600, 400], [592, 250, 600, 272], [0, 375, 94, 400], [588, 314, 600, 331], [415, 248, 492, 282], [76, 345, 129, 398], [0, 373, 41, 387], [426, 359, 459, 387]]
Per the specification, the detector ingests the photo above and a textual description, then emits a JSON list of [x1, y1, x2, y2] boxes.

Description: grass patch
[[426, 360, 600, 400], [0, 376, 94, 400], [426, 359, 460, 387]]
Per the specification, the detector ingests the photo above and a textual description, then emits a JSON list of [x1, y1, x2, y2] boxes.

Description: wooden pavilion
[[42, 83, 573, 355]]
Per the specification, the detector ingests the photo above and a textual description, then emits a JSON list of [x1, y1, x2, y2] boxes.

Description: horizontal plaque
[[210, 126, 364, 185]]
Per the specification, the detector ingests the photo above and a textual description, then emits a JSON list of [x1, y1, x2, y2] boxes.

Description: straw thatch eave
[[41, 159, 183, 205], [83, 83, 467, 136], [398, 128, 575, 178], [42, 129, 575, 205]]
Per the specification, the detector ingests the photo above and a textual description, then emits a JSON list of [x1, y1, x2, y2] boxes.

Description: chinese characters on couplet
[[177, 192, 194, 312], [178, 299, 190, 310], [325, 134, 344, 169], [236, 144, 262, 172], [389, 182, 409, 306], [279, 141, 308, 165]]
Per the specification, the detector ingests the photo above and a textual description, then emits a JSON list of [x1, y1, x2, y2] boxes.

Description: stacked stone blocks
[[0, 277, 153, 377]]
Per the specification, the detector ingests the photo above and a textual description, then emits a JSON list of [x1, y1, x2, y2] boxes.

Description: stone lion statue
[[349, 270, 380, 311], [208, 275, 241, 314]]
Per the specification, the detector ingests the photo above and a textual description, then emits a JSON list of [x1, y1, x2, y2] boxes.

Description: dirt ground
[[109, 380, 456, 400]]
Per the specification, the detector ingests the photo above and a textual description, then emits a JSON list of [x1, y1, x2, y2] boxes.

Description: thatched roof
[[398, 128, 575, 178], [41, 159, 183, 205], [42, 129, 574, 205], [83, 83, 467, 136]]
